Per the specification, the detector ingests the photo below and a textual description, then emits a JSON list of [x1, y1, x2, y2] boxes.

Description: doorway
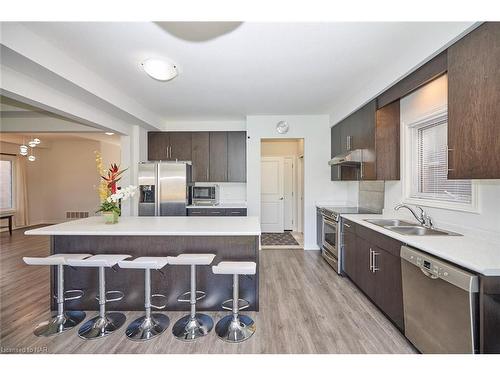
[[260, 139, 304, 248]]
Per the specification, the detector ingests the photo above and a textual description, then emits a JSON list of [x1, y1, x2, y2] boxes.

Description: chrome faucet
[[394, 204, 434, 228]]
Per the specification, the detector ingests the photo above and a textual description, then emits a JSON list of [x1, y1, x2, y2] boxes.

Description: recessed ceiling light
[[33, 138, 41, 145], [140, 58, 178, 81], [28, 140, 37, 148], [105, 132, 115, 136], [28, 155, 36, 162]]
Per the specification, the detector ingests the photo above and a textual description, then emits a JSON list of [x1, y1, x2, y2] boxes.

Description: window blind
[[411, 117, 472, 204]]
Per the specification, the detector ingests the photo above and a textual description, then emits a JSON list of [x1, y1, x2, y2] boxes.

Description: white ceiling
[[17, 22, 473, 121]]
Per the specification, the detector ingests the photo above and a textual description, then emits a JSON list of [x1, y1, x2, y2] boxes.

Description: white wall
[[0, 138, 120, 226], [384, 75, 500, 240], [247, 115, 357, 250]]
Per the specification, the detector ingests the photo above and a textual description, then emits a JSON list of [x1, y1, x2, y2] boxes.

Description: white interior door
[[261, 157, 284, 232], [297, 156, 304, 233], [283, 157, 294, 231]]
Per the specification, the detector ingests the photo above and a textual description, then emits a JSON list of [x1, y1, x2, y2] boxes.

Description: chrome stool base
[[215, 314, 255, 343], [78, 312, 126, 340], [34, 310, 86, 337], [125, 313, 170, 341], [172, 313, 213, 341]]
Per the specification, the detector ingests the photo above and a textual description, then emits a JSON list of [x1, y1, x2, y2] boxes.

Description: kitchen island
[[25, 216, 261, 311]]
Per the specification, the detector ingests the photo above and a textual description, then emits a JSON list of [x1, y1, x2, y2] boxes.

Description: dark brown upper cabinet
[[191, 132, 210, 182], [209, 132, 228, 182], [227, 131, 247, 182], [447, 22, 500, 179], [148, 132, 168, 161], [375, 100, 400, 181], [148, 132, 191, 161], [168, 132, 192, 161], [330, 100, 377, 181]]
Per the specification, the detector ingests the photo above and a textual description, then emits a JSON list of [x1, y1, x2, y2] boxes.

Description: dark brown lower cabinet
[[342, 220, 404, 331], [479, 276, 500, 353], [373, 246, 404, 330], [187, 208, 247, 216]]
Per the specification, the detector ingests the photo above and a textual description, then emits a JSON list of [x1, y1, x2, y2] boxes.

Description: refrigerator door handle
[[155, 163, 160, 216]]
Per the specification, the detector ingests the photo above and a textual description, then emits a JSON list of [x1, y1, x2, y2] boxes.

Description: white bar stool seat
[[167, 253, 215, 341], [212, 261, 257, 343], [67, 254, 131, 340], [118, 257, 170, 341], [23, 253, 92, 337]]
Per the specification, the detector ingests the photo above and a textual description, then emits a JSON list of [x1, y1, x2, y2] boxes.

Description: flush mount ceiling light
[[140, 58, 178, 81]]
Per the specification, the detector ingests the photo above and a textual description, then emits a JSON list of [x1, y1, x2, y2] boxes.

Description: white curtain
[[14, 155, 29, 228]]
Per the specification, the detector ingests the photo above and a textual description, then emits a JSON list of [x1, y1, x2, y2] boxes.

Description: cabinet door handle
[[344, 223, 351, 228], [447, 148, 454, 172], [369, 248, 373, 272], [372, 251, 380, 272]]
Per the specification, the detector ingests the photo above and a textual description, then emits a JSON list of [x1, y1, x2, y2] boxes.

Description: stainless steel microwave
[[190, 185, 220, 206]]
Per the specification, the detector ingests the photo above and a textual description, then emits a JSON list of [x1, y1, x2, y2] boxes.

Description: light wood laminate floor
[[0, 227, 416, 354]]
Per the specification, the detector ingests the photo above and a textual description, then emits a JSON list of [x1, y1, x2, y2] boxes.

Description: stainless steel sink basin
[[364, 219, 414, 227], [364, 219, 462, 236], [385, 225, 462, 236]]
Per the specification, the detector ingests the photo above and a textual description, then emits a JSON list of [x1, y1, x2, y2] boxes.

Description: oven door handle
[[322, 248, 338, 263], [322, 217, 337, 227]]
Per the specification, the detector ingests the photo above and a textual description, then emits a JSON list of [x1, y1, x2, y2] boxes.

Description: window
[[405, 110, 475, 211], [0, 160, 13, 210]]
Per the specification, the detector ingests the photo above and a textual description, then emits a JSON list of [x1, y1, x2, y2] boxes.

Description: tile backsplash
[[359, 181, 385, 213]]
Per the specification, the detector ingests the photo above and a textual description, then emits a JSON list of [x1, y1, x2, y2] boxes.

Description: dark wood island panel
[[51, 235, 259, 312]]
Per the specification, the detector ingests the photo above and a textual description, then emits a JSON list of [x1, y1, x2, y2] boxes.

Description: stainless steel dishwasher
[[400, 245, 479, 354]]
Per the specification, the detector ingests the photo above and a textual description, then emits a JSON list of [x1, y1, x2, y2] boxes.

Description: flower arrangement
[[94, 151, 136, 223]]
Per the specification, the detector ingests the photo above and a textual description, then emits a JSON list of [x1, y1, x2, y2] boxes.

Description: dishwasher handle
[[420, 268, 438, 279]]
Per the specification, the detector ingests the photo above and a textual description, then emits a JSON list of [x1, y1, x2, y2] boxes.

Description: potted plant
[[95, 152, 136, 224]]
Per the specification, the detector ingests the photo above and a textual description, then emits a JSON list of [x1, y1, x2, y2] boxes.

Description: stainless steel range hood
[[328, 149, 363, 167]]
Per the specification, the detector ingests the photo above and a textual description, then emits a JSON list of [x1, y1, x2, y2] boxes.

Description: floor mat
[[261, 232, 299, 246]]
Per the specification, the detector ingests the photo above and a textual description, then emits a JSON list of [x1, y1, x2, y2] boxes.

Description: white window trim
[[401, 105, 479, 214], [0, 154, 17, 214]]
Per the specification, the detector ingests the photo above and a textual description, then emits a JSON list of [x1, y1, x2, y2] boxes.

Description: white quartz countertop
[[341, 213, 500, 276], [25, 216, 261, 236]]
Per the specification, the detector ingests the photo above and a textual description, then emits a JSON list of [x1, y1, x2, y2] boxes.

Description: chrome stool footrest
[[53, 289, 85, 301], [64, 289, 84, 301], [177, 290, 206, 303], [150, 293, 167, 309], [95, 290, 124, 303], [221, 298, 250, 311]]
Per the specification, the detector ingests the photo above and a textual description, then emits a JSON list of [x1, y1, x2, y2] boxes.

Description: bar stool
[[23, 253, 92, 336], [167, 253, 216, 341], [212, 261, 256, 343], [67, 254, 131, 340], [118, 257, 170, 341]]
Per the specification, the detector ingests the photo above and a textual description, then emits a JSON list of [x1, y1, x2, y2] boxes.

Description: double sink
[[364, 219, 462, 236]]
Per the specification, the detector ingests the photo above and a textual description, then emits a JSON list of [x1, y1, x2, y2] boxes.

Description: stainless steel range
[[319, 206, 375, 274]]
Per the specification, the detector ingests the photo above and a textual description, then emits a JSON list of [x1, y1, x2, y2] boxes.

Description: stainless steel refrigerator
[[138, 161, 192, 216]]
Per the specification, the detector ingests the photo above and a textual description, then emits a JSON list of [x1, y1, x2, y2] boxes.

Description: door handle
[[369, 249, 373, 271]]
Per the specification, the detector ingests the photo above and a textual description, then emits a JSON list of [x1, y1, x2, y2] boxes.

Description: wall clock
[[276, 120, 289, 134]]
